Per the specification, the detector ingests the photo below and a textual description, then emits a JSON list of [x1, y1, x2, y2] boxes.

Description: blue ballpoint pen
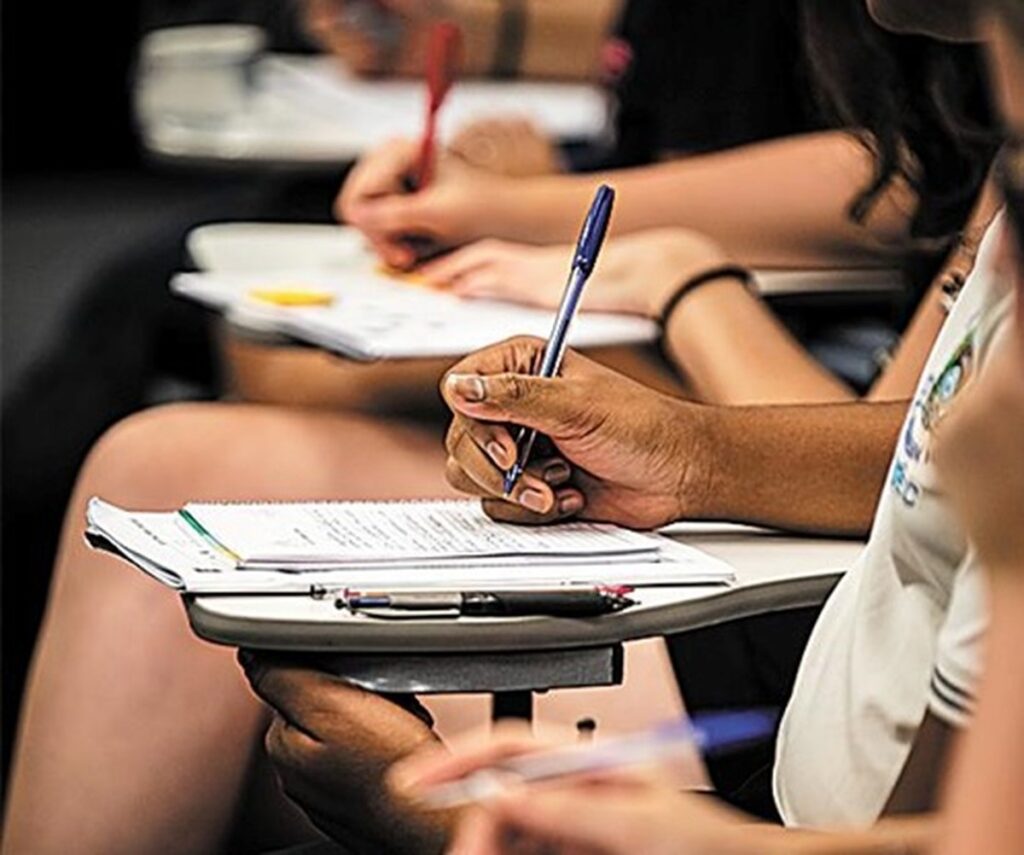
[[502, 184, 616, 495]]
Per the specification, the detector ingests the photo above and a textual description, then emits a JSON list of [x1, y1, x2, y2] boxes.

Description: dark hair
[[801, 0, 1003, 257]]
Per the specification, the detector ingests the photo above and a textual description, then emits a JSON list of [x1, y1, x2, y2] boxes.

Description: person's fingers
[[440, 338, 546, 397], [418, 240, 506, 287], [338, 137, 420, 222], [353, 193, 437, 239], [481, 487, 585, 526], [443, 372, 581, 434], [445, 425, 556, 514], [265, 710, 321, 769], [445, 455, 581, 527], [239, 652, 364, 733], [444, 418, 580, 516], [390, 722, 542, 795], [448, 268, 508, 300], [445, 455, 490, 498], [445, 414, 517, 470]]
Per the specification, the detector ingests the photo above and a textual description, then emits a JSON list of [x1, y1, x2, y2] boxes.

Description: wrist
[[683, 403, 742, 522], [645, 248, 729, 318], [656, 266, 754, 324], [666, 397, 722, 521]]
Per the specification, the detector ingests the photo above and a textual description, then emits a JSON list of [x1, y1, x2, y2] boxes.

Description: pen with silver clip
[[340, 586, 635, 617]]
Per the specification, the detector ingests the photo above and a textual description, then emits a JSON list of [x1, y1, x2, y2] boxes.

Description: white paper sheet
[[172, 270, 657, 361], [86, 498, 735, 594], [183, 499, 661, 569]]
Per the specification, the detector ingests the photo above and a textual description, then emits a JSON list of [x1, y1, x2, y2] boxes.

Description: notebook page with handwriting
[[182, 500, 661, 571], [85, 498, 735, 593]]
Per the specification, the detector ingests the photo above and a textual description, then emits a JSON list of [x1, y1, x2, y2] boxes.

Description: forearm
[[758, 815, 937, 855], [697, 399, 905, 536], [489, 132, 914, 266], [937, 573, 1024, 855], [663, 277, 856, 405]]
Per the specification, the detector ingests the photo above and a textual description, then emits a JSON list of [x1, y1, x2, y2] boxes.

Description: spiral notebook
[[85, 498, 735, 594]]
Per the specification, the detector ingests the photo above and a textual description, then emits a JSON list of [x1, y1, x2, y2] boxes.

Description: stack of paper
[[172, 270, 657, 361], [86, 498, 734, 594]]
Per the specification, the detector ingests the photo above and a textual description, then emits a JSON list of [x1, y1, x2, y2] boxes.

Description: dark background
[[0, 1, 344, 781]]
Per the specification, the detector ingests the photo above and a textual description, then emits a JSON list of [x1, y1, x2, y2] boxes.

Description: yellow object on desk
[[375, 264, 433, 288], [249, 288, 335, 307]]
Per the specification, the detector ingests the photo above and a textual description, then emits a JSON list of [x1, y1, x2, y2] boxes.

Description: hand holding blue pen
[[417, 708, 779, 810], [502, 184, 616, 495]]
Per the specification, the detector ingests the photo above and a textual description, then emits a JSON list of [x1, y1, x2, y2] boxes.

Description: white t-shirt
[[774, 214, 1013, 828]]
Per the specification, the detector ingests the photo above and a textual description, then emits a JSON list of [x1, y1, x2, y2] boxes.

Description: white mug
[[136, 25, 267, 128]]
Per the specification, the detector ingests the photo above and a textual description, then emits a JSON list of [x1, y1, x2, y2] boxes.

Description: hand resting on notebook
[[441, 336, 717, 529]]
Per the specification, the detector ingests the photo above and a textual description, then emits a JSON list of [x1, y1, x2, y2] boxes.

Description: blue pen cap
[[572, 184, 615, 276]]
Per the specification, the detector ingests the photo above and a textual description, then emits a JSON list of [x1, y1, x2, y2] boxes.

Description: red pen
[[412, 21, 463, 189]]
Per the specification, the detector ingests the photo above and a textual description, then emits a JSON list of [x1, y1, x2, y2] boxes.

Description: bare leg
[[3, 402, 454, 855]]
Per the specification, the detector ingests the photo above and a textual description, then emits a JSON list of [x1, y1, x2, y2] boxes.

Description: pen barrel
[[356, 593, 463, 610], [461, 591, 627, 617]]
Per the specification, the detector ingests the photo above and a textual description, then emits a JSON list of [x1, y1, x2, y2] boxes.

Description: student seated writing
[[0, 2, 1010, 853], [232, 2, 1023, 850], [381, 58, 1024, 851]]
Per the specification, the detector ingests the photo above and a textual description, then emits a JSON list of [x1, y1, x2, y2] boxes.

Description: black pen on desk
[[342, 586, 634, 617], [502, 184, 615, 495]]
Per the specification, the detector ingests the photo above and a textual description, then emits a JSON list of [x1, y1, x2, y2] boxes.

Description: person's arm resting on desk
[[440, 337, 903, 536]]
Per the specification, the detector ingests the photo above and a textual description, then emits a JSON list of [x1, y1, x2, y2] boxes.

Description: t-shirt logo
[[892, 335, 975, 507]]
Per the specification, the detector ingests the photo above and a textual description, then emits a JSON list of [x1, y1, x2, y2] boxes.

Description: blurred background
[[1, 0, 630, 782], [2, 2, 355, 777]]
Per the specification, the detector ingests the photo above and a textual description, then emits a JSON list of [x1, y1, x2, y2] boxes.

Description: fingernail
[[542, 461, 570, 485], [487, 440, 508, 466], [519, 489, 549, 513], [558, 493, 584, 515], [448, 374, 486, 402]]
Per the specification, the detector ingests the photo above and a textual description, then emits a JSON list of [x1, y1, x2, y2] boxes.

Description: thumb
[[443, 372, 580, 433]]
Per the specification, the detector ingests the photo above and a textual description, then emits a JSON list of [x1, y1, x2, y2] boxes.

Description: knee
[[75, 403, 219, 508]]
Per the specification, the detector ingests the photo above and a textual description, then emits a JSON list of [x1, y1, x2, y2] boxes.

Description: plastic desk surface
[[186, 523, 863, 654], [139, 54, 607, 166], [186, 222, 903, 298]]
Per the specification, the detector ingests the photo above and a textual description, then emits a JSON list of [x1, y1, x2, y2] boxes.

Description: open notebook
[[86, 498, 734, 594], [171, 270, 657, 361]]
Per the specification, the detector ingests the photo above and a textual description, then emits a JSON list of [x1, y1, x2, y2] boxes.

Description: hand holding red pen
[[337, 23, 500, 269]]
